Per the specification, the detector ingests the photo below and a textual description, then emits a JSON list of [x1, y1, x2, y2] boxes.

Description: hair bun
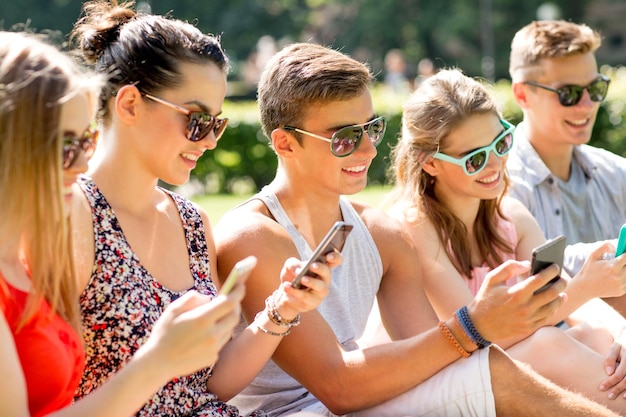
[[72, 1, 136, 65]]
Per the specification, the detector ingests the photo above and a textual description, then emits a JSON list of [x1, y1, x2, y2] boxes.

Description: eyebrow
[[459, 128, 506, 156], [183, 99, 223, 116], [325, 114, 379, 133]]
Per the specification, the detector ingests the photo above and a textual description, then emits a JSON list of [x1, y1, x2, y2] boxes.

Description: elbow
[[311, 378, 368, 415]]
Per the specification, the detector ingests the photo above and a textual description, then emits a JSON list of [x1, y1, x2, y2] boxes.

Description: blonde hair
[[509, 20, 601, 82], [0, 31, 101, 331], [388, 68, 513, 277]]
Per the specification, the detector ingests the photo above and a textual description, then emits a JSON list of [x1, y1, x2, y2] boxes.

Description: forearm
[[300, 322, 475, 415], [208, 312, 290, 401]]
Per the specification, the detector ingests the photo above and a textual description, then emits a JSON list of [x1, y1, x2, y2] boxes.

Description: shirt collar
[[513, 121, 597, 184]]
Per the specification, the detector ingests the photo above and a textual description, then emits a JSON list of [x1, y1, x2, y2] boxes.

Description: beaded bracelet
[[254, 311, 291, 336], [452, 313, 478, 350], [266, 291, 301, 327], [455, 306, 491, 349], [438, 321, 471, 358]]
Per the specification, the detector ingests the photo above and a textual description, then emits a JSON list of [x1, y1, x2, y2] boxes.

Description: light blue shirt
[[507, 122, 626, 274]]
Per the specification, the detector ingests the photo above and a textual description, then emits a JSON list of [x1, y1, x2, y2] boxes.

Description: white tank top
[[229, 189, 383, 416]]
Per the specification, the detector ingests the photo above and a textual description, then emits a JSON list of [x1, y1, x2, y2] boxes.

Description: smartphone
[[218, 256, 257, 295], [616, 224, 626, 257], [291, 221, 353, 289], [531, 235, 566, 295]]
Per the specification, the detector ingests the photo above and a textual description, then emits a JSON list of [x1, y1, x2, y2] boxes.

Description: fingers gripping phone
[[616, 224, 626, 257], [291, 221, 353, 290], [218, 256, 257, 295], [531, 235, 566, 295]]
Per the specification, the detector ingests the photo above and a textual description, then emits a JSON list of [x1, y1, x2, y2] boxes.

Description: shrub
[[189, 67, 626, 195]]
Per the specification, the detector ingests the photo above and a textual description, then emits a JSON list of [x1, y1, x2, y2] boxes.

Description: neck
[[523, 123, 574, 181]]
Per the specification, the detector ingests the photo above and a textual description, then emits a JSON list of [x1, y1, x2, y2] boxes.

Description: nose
[[199, 132, 218, 150], [65, 149, 89, 174], [577, 88, 595, 108], [354, 131, 378, 159], [485, 149, 505, 170]]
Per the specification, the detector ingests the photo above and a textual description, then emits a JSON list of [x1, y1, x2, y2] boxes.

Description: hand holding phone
[[616, 224, 626, 257], [218, 256, 257, 295], [531, 235, 566, 295], [292, 221, 353, 289]]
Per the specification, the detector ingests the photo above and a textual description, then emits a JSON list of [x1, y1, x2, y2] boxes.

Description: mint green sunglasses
[[433, 119, 515, 176]]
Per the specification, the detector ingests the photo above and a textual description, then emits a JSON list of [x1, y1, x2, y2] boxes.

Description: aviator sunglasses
[[283, 116, 387, 157], [523, 74, 610, 107], [433, 119, 515, 176], [142, 93, 229, 142], [63, 127, 98, 169]]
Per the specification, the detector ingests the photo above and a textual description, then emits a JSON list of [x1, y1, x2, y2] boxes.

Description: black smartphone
[[531, 235, 566, 295], [291, 221, 353, 289], [218, 256, 257, 295]]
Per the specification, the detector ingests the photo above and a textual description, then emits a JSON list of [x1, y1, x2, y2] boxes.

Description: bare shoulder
[[348, 200, 419, 271], [501, 196, 543, 233], [213, 199, 299, 285]]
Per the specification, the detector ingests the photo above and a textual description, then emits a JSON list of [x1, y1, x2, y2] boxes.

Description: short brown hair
[[257, 43, 373, 141], [509, 20, 601, 82]]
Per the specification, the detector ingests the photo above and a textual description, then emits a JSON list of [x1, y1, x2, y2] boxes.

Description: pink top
[[462, 218, 518, 296]]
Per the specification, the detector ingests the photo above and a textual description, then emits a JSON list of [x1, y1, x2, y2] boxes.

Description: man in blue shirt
[[507, 20, 626, 315]]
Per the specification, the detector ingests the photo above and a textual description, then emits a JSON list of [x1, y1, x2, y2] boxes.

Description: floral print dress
[[74, 176, 264, 417]]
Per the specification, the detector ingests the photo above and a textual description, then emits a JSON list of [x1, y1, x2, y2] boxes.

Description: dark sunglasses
[[142, 93, 229, 142], [433, 119, 515, 176], [523, 74, 610, 107], [283, 116, 387, 157], [63, 127, 98, 169]]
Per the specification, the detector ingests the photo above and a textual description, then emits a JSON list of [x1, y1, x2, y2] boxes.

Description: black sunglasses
[[523, 74, 610, 107], [142, 93, 229, 142], [283, 116, 387, 157], [63, 127, 98, 169]]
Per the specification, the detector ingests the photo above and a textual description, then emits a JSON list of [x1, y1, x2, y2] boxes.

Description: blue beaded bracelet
[[455, 306, 491, 349]]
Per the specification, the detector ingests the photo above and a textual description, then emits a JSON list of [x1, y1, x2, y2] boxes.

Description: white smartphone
[[218, 255, 257, 295], [291, 221, 353, 290]]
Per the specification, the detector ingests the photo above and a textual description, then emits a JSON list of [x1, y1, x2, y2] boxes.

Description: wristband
[[456, 306, 491, 349]]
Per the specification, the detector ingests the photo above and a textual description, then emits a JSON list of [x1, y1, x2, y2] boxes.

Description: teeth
[[182, 153, 200, 161], [569, 119, 588, 126], [477, 172, 499, 183], [344, 165, 366, 173]]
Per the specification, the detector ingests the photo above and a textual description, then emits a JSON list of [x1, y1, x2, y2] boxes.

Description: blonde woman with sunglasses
[[0, 30, 253, 417], [69, 2, 334, 416], [380, 67, 626, 413]]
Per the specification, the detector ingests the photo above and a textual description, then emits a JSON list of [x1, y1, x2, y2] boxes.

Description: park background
[[2, 0, 626, 218]]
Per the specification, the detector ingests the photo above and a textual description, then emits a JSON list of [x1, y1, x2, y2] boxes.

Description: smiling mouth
[[476, 171, 500, 184], [343, 165, 367, 173], [181, 152, 201, 162]]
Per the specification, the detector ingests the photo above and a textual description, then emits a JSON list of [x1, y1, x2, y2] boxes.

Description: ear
[[511, 82, 529, 109], [271, 128, 299, 158], [114, 84, 143, 124], [421, 155, 441, 177]]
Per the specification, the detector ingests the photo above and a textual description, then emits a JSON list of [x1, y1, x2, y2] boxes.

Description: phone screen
[[616, 224, 626, 257], [531, 235, 566, 294], [218, 256, 257, 295], [291, 221, 353, 289]]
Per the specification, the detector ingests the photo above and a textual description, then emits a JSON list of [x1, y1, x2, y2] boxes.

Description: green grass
[[192, 185, 393, 222]]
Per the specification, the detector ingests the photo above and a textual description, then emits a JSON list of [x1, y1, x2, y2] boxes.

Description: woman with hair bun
[[70, 1, 334, 416], [0, 30, 249, 417]]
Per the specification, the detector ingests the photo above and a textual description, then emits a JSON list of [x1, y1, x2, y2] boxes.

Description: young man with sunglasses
[[214, 42, 620, 417], [507, 20, 626, 316]]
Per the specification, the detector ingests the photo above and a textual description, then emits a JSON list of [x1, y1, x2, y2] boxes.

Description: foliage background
[[2, 0, 625, 194]]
